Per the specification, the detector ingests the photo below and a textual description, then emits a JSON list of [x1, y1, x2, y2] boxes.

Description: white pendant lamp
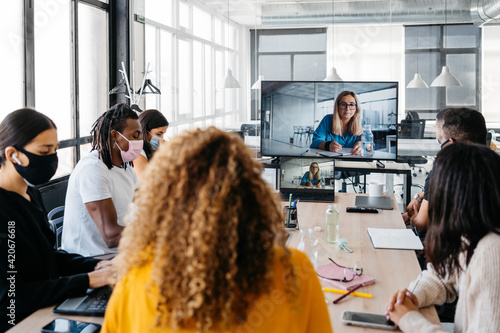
[[217, 0, 240, 90], [407, 73, 429, 88], [217, 69, 240, 89], [430, 66, 462, 87], [324, 66, 343, 81], [324, 0, 343, 81], [407, 25, 428, 89], [430, 0, 462, 88], [251, 75, 264, 90]]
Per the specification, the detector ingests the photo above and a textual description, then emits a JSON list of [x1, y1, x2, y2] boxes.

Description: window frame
[[22, 0, 110, 172]]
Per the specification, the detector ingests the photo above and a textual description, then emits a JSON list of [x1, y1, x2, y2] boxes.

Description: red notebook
[[316, 262, 375, 290]]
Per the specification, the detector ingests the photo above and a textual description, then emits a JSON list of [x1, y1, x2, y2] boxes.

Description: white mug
[[368, 182, 387, 197]]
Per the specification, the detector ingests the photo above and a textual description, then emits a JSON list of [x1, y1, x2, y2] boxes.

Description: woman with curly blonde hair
[[102, 127, 332, 333]]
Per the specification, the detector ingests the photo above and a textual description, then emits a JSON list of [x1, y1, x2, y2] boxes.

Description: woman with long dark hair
[[385, 143, 500, 332], [0, 109, 113, 331], [133, 109, 169, 182]]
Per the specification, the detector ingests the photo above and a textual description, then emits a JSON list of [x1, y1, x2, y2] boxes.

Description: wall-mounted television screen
[[260, 81, 398, 161]]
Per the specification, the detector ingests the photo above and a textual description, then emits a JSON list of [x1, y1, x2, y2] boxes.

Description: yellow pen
[[323, 288, 372, 299]]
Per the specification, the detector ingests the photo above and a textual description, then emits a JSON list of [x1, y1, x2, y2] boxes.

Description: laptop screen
[[280, 158, 335, 201]]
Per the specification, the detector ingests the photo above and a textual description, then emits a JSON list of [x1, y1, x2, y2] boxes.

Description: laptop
[[53, 286, 112, 317], [279, 157, 335, 202]]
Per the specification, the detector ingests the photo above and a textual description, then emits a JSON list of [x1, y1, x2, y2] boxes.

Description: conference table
[[285, 193, 439, 332], [8, 193, 438, 332]]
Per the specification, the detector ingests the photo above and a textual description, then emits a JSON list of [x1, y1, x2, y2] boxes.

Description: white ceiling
[[194, 0, 500, 27]]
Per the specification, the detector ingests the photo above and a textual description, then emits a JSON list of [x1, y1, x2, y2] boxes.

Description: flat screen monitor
[[279, 157, 335, 202], [260, 81, 398, 161]]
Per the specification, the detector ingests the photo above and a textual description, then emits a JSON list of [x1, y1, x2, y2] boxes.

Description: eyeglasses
[[338, 102, 357, 110], [440, 137, 453, 149], [320, 258, 363, 282]]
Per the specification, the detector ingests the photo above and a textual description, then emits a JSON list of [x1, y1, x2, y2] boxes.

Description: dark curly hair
[[114, 127, 296, 331]]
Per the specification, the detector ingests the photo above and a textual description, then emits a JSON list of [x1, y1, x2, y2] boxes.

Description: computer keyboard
[[85, 287, 111, 312]]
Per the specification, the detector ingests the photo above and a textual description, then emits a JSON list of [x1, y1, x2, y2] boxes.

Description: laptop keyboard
[[85, 288, 111, 312], [54, 286, 112, 316]]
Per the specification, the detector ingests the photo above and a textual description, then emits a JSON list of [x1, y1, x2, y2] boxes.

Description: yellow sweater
[[102, 248, 332, 333]]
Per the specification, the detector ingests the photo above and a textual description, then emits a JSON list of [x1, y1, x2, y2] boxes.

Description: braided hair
[[90, 103, 139, 169]]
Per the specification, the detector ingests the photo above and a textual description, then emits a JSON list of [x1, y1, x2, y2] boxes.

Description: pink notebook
[[316, 262, 375, 290]]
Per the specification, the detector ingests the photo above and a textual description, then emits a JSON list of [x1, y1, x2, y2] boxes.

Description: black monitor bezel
[[260, 80, 399, 161]]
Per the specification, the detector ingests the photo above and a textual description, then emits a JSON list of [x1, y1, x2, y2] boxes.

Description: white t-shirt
[[62, 151, 140, 256]]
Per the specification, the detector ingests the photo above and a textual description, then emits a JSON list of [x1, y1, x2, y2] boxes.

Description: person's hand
[[385, 289, 419, 325], [315, 183, 321, 188], [94, 259, 113, 271], [402, 212, 410, 224], [328, 140, 342, 152], [405, 199, 421, 215], [88, 266, 115, 289], [350, 141, 362, 155], [304, 182, 312, 187]]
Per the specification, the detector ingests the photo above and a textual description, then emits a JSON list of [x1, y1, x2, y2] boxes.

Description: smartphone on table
[[341, 310, 397, 330], [41, 318, 101, 333]]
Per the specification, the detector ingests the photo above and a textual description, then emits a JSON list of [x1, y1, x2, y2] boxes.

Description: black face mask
[[13, 147, 58, 186]]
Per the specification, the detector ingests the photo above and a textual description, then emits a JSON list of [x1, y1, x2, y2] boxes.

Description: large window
[[250, 28, 327, 119], [1, 1, 109, 179], [405, 24, 480, 120], [138, 0, 240, 135], [1, 2, 24, 114]]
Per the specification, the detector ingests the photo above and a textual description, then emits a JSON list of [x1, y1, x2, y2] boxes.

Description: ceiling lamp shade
[[407, 73, 429, 88], [323, 66, 343, 81], [251, 75, 264, 90], [430, 66, 462, 87], [217, 69, 240, 89]]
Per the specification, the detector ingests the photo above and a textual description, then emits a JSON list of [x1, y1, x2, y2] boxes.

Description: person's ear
[[5, 147, 22, 165], [110, 129, 118, 142]]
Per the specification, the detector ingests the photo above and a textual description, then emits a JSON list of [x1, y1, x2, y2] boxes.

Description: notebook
[[355, 196, 393, 210], [316, 262, 375, 290], [367, 228, 424, 250], [53, 286, 112, 317]]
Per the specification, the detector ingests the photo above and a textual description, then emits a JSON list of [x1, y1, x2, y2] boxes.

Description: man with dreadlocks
[[62, 103, 142, 256]]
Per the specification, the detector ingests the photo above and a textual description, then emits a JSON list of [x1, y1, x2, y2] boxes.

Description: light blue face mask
[[149, 133, 162, 150]]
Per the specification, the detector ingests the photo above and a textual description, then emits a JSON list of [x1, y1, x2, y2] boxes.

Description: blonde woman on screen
[[102, 127, 332, 333], [300, 162, 325, 188]]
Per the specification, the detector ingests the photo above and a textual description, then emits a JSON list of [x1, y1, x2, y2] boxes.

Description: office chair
[[48, 206, 65, 250], [240, 123, 260, 136], [397, 119, 429, 177]]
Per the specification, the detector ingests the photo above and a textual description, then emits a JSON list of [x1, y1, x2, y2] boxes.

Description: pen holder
[[283, 206, 299, 229]]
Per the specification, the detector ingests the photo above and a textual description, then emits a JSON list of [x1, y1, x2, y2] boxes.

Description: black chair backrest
[[48, 206, 65, 249], [486, 131, 493, 147], [240, 123, 260, 136], [399, 119, 426, 139]]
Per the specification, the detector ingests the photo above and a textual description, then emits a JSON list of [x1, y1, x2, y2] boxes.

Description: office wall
[[483, 26, 500, 125], [324, 24, 404, 119]]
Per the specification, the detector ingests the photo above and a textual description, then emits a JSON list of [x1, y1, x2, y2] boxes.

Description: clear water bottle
[[326, 204, 339, 243], [361, 124, 374, 157], [297, 228, 318, 268]]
